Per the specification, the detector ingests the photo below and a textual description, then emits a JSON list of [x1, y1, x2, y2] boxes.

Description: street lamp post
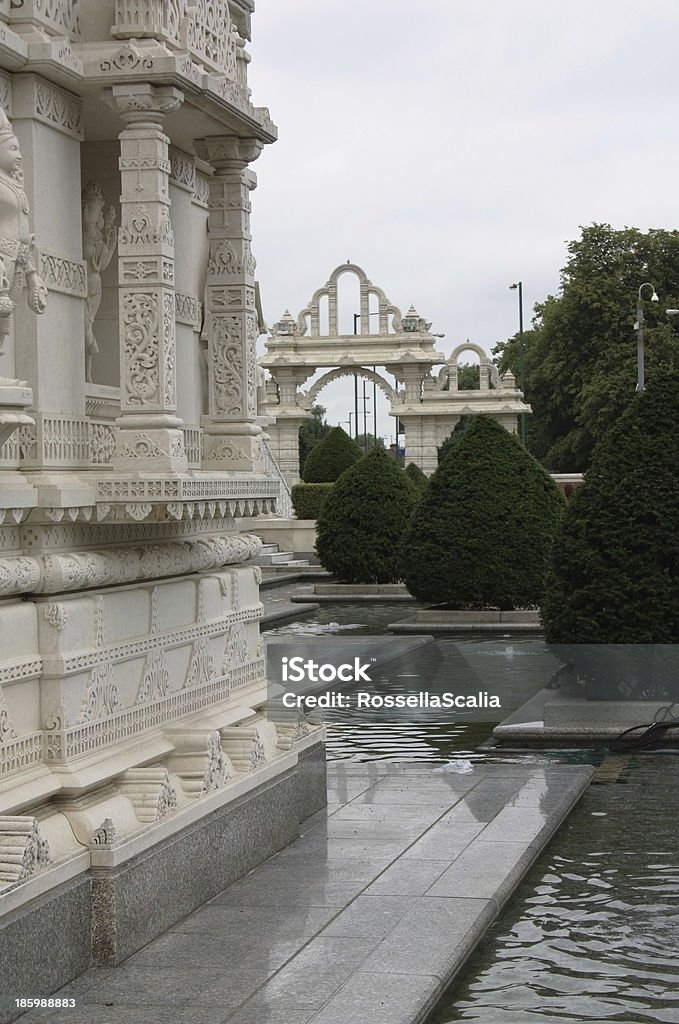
[[635, 283, 659, 391], [509, 281, 525, 445], [354, 310, 381, 446]]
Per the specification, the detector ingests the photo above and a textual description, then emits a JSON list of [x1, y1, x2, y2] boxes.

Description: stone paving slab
[[17, 761, 593, 1024]]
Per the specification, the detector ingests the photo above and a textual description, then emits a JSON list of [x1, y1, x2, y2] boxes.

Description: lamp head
[[651, 290, 660, 303]]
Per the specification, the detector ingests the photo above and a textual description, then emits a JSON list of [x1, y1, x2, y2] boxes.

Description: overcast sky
[[247, 0, 679, 437]]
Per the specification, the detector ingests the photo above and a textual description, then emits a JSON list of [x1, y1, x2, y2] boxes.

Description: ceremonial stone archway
[[260, 263, 529, 483]]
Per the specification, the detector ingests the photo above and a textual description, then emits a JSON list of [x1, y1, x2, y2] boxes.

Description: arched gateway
[[260, 263, 529, 484]]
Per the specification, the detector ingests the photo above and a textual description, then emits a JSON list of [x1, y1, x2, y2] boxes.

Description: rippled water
[[263, 590, 679, 1022], [263, 598, 560, 762], [431, 756, 679, 1024]]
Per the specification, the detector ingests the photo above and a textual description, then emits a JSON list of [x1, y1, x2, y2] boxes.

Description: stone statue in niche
[[82, 182, 117, 383], [0, 106, 48, 382]]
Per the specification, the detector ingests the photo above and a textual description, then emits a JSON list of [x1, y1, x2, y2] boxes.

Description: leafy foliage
[[493, 224, 679, 471], [298, 404, 331, 477], [456, 362, 481, 390], [405, 462, 428, 491], [402, 417, 565, 608], [291, 483, 334, 520], [302, 426, 364, 483], [542, 373, 679, 645], [316, 448, 417, 583]]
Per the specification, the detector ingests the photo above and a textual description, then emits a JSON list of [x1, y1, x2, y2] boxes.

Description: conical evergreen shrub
[[543, 373, 679, 644], [405, 462, 428, 492], [402, 416, 565, 607], [316, 448, 417, 583], [302, 426, 363, 482]]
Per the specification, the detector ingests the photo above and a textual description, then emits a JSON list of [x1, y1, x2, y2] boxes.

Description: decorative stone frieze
[[11, 76, 83, 140], [169, 146, 196, 192], [195, 135, 264, 472], [0, 815, 50, 888], [39, 248, 87, 298], [106, 82, 187, 472], [175, 291, 202, 329], [0, 532, 262, 596]]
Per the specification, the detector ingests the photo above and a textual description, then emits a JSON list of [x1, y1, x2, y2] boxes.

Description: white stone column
[[106, 84, 187, 472], [194, 136, 263, 473]]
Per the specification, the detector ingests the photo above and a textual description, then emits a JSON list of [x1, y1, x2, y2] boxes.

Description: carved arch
[[440, 342, 500, 391], [296, 262, 403, 339], [302, 367, 399, 408]]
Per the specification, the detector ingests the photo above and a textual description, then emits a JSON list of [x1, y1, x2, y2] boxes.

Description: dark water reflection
[[431, 756, 679, 1024]]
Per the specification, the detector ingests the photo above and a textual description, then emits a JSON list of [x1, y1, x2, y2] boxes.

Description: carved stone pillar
[[106, 83, 187, 472], [194, 136, 264, 472]]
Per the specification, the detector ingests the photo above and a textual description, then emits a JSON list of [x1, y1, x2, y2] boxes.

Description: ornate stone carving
[[0, 106, 48, 374], [184, 582, 215, 689], [205, 439, 247, 463], [169, 147, 196, 192], [208, 239, 240, 277], [34, 80, 82, 138], [0, 684, 18, 743], [39, 249, 87, 298], [121, 767, 178, 822], [79, 598, 124, 723], [0, 74, 11, 116], [82, 183, 117, 383], [175, 291, 202, 329], [137, 589, 170, 702], [89, 422, 116, 464], [220, 726, 267, 773], [9, 0, 81, 40], [122, 291, 160, 405], [42, 603, 68, 631], [193, 171, 210, 208], [92, 818, 117, 846], [201, 731, 230, 794], [100, 46, 155, 74], [0, 534, 263, 597], [211, 315, 243, 415], [0, 815, 50, 887]]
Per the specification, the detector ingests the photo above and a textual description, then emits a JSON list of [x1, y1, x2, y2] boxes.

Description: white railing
[[8, 0, 81, 40], [261, 437, 293, 518], [112, 0, 238, 79]]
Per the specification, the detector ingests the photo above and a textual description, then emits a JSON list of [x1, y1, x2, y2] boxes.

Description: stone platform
[[13, 761, 593, 1024]]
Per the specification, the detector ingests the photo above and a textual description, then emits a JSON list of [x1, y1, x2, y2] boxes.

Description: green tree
[[354, 433, 385, 452], [456, 362, 481, 390], [316, 448, 417, 583], [298, 404, 331, 476], [404, 462, 428, 492], [493, 224, 679, 471], [543, 372, 679, 645], [302, 426, 363, 482], [402, 417, 565, 608]]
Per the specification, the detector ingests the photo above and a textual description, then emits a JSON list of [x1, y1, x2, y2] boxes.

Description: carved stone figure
[[82, 182, 117, 382], [0, 106, 47, 378]]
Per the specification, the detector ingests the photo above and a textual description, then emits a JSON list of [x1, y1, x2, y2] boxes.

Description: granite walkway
[[20, 761, 593, 1024]]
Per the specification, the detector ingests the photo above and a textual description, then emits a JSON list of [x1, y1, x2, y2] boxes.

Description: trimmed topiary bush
[[543, 373, 679, 646], [401, 416, 565, 607], [302, 426, 363, 482], [291, 483, 333, 520], [316, 448, 417, 583], [405, 462, 428, 492]]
